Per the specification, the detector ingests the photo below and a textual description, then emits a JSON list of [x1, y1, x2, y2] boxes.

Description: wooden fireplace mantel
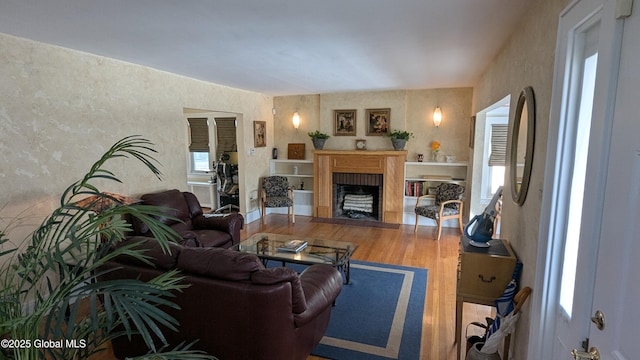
[[313, 150, 407, 224]]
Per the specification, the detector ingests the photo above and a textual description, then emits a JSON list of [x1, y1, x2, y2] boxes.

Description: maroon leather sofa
[[129, 189, 243, 248], [99, 237, 343, 360]]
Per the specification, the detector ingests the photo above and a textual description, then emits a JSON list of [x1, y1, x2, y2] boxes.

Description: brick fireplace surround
[[313, 150, 407, 224]]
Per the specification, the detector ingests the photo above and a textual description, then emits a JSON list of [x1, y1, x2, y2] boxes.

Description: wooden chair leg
[[291, 204, 295, 223], [414, 214, 420, 232], [261, 204, 266, 225], [458, 216, 464, 235], [435, 219, 443, 241]]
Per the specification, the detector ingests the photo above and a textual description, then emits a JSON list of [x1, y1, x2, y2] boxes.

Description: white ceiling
[[0, 0, 533, 96]]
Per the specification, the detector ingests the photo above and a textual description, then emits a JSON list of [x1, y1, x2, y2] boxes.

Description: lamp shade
[[292, 112, 300, 129], [433, 107, 442, 127]]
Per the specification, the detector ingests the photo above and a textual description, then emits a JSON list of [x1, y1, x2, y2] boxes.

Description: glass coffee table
[[234, 233, 358, 284]]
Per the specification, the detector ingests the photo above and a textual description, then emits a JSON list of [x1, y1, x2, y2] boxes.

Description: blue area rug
[[274, 261, 427, 360]]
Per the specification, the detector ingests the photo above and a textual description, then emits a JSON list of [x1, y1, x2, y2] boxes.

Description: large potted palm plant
[[0, 135, 215, 359]]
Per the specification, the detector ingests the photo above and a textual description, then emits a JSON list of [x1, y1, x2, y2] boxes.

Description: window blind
[[188, 118, 209, 152], [488, 124, 508, 166]]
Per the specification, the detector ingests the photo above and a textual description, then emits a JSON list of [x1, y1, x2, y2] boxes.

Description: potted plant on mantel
[[308, 130, 330, 150], [385, 129, 414, 150]]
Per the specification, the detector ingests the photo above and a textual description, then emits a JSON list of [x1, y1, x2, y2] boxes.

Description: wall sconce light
[[433, 107, 442, 128], [292, 111, 300, 129]]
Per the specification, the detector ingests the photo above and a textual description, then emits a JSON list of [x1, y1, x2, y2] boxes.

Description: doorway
[[184, 108, 241, 212], [470, 96, 510, 220]]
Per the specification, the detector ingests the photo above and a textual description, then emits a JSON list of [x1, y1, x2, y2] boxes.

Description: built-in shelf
[[403, 161, 468, 226], [269, 159, 314, 216]]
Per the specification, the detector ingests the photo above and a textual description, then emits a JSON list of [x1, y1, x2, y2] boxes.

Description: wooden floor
[[90, 214, 491, 360]]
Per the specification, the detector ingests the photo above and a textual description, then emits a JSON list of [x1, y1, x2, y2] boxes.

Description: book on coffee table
[[277, 240, 308, 253]]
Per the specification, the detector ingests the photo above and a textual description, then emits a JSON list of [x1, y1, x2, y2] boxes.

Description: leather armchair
[[130, 189, 243, 248], [99, 237, 343, 360]]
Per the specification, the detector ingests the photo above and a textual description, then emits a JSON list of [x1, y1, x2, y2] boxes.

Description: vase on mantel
[[432, 151, 439, 162]]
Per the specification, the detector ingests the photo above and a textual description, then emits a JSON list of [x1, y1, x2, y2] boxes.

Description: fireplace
[[333, 173, 383, 221], [313, 150, 407, 224]]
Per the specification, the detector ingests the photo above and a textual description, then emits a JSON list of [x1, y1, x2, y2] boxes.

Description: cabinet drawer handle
[[478, 275, 496, 283]]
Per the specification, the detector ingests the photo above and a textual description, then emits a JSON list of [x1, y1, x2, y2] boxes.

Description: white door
[[530, 0, 637, 359], [587, 1, 639, 358]]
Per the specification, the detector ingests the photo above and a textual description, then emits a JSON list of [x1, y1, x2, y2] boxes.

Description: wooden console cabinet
[[313, 150, 407, 224], [456, 236, 517, 360]]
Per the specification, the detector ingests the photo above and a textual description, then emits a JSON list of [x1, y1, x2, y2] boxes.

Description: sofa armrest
[[295, 264, 343, 327], [193, 213, 244, 245]]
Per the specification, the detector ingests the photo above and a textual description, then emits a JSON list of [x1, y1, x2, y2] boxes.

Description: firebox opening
[[332, 173, 383, 222]]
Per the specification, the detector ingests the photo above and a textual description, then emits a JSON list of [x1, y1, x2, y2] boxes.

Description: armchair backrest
[[133, 189, 203, 235], [262, 176, 290, 198], [436, 183, 465, 210]]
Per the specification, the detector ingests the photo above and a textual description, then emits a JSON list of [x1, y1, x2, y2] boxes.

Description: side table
[[455, 236, 517, 360]]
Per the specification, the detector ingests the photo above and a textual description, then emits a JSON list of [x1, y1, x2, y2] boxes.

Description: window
[[559, 46, 598, 318], [188, 117, 211, 174], [481, 112, 509, 202]]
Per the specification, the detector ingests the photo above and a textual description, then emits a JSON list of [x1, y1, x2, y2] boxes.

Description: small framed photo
[[366, 108, 390, 136], [253, 121, 266, 147], [334, 110, 357, 136]]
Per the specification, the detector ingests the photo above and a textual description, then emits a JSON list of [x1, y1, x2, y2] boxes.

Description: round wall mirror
[[510, 86, 535, 205]]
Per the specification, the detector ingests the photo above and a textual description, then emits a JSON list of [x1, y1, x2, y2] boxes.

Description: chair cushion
[[264, 196, 293, 208], [140, 189, 190, 227], [415, 205, 459, 219], [177, 247, 264, 281], [435, 183, 465, 210], [263, 176, 290, 197], [109, 237, 181, 270]]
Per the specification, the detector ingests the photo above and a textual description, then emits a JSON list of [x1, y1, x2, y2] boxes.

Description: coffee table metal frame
[[234, 233, 358, 284]]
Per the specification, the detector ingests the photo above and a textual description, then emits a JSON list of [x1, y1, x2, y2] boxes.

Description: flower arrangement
[[431, 141, 441, 161]]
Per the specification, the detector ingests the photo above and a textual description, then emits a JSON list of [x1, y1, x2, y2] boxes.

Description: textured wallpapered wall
[[0, 33, 273, 243], [273, 88, 473, 162], [472, 0, 573, 358]]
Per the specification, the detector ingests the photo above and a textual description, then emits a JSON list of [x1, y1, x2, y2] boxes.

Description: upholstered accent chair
[[414, 183, 465, 240], [261, 176, 295, 224]]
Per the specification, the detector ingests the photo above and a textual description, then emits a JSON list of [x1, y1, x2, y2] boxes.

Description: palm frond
[[0, 135, 206, 359]]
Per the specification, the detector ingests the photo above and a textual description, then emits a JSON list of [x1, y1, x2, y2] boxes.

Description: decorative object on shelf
[[510, 86, 536, 206], [366, 108, 391, 135], [287, 143, 306, 159], [417, 153, 424, 162], [385, 129, 413, 150], [446, 155, 456, 163], [292, 111, 301, 129], [334, 109, 357, 136], [431, 141, 441, 160], [308, 130, 330, 150], [253, 120, 266, 147], [272, 147, 278, 159], [355, 139, 367, 150], [433, 106, 443, 127]]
